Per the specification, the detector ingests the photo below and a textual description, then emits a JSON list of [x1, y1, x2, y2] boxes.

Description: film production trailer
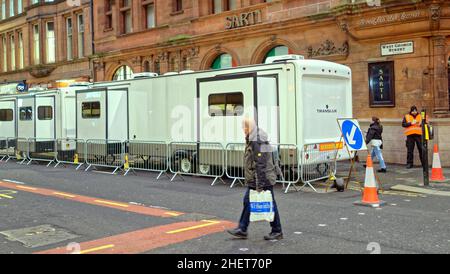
[[0, 95, 17, 158], [10, 84, 91, 163], [75, 55, 352, 176]]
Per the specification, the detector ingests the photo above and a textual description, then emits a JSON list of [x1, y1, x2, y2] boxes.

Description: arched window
[[211, 54, 236, 70], [113, 65, 133, 81], [263, 46, 292, 63], [143, 61, 150, 72]]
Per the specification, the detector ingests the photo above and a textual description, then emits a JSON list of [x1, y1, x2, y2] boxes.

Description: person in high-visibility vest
[[402, 105, 423, 169]]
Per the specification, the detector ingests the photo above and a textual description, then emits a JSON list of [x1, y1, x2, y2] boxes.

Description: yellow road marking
[[94, 200, 129, 208], [79, 244, 115, 254], [0, 194, 14, 199], [166, 220, 221, 234], [53, 192, 76, 198], [17, 186, 37, 191], [164, 212, 182, 217]]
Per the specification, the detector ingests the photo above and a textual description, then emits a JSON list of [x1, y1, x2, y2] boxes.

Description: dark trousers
[[406, 134, 423, 166], [238, 186, 282, 233]]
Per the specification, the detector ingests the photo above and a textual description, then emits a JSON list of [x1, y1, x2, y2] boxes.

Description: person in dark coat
[[366, 117, 387, 173], [227, 118, 283, 241]]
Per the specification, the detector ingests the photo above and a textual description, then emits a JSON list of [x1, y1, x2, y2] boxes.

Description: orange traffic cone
[[430, 144, 445, 182], [354, 155, 386, 208]]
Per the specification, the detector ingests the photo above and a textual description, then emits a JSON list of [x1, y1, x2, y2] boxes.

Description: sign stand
[[329, 118, 370, 192]]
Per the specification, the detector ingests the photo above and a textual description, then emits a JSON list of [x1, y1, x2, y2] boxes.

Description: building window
[[10, 34, 15, 70], [18, 32, 23, 69], [46, 21, 56, 63], [77, 14, 85, 58], [263, 46, 291, 63], [17, 0, 22, 14], [0, 109, 13, 121], [82, 102, 101, 119], [144, 2, 155, 29], [154, 60, 160, 74], [1, 0, 5, 20], [121, 0, 132, 34], [2, 36, 6, 72], [173, 0, 182, 13], [19, 107, 33, 121], [113, 65, 133, 80], [33, 24, 40, 65], [208, 93, 244, 117], [211, 54, 236, 70], [9, 0, 13, 17], [368, 61, 396, 107], [38, 106, 53, 120], [105, 0, 113, 29], [66, 17, 73, 60]]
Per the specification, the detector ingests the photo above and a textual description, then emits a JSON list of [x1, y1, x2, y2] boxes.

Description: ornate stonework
[[307, 40, 349, 58], [28, 65, 57, 78]]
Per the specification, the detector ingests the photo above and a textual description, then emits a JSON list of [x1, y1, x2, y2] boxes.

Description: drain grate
[[0, 225, 79, 248]]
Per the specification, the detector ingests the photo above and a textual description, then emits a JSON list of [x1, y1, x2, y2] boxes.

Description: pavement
[[0, 159, 449, 254]]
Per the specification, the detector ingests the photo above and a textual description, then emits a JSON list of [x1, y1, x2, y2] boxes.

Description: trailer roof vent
[[180, 70, 195, 74], [131, 72, 159, 79], [164, 72, 179, 76], [265, 55, 304, 64]]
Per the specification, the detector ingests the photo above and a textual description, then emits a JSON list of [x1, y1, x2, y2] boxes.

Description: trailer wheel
[[199, 164, 210, 175]]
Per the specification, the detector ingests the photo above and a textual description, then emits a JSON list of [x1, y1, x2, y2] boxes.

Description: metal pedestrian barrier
[[273, 144, 301, 194], [123, 141, 169, 179], [169, 142, 225, 185], [85, 139, 125, 175], [27, 138, 57, 167], [0, 137, 9, 162], [55, 138, 87, 170], [298, 142, 338, 193], [14, 138, 31, 165], [225, 143, 246, 188]]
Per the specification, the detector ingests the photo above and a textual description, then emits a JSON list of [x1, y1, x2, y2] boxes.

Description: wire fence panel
[[85, 139, 125, 175], [169, 142, 225, 185], [27, 138, 57, 167], [123, 141, 169, 179], [299, 142, 338, 193], [13, 138, 30, 165], [0, 137, 9, 161], [55, 138, 86, 170], [225, 143, 246, 188], [273, 144, 301, 194]]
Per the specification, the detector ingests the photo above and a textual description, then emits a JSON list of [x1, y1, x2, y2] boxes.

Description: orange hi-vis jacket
[[404, 114, 422, 136]]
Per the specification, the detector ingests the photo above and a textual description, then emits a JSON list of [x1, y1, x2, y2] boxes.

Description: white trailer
[[76, 55, 352, 172], [0, 95, 17, 139]]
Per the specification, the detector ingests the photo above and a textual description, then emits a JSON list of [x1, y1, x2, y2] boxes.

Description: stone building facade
[[0, 0, 93, 89], [92, 0, 450, 165]]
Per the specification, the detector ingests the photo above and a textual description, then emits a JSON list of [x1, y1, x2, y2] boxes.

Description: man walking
[[227, 118, 283, 241], [402, 106, 423, 169]]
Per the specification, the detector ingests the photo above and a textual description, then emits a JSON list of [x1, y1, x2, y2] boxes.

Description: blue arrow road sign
[[342, 120, 364, 151]]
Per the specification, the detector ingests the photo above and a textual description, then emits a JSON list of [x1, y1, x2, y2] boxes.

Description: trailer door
[[17, 97, 35, 139], [257, 76, 279, 144], [0, 100, 16, 138], [198, 74, 256, 144], [107, 88, 128, 141], [77, 89, 107, 140], [35, 96, 55, 139]]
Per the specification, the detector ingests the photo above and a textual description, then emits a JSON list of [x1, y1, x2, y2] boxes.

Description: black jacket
[[366, 122, 383, 145], [244, 128, 277, 189]]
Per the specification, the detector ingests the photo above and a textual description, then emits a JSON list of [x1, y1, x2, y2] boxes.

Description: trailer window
[[0, 109, 13, 121], [38, 106, 53, 120], [209, 92, 243, 117], [82, 102, 101, 119], [19, 107, 33, 121]]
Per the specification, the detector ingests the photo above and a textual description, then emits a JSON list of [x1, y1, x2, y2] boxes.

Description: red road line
[[35, 220, 236, 254], [0, 181, 183, 218]]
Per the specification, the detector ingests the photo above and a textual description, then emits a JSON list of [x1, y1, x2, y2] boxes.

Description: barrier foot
[[46, 161, 54, 168], [5, 156, 11, 163], [298, 182, 317, 193], [124, 169, 131, 176], [211, 177, 226, 186], [54, 162, 61, 168], [156, 171, 170, 180], [170, 173, 184, 182], [85, 164, 92, 172], [230, 178, 244, 189], [26, 159, 33, 165], [111, 167, 119, 175], [75, 164, 84, 171]]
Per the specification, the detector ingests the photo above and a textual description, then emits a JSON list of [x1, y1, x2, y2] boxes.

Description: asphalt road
[[0, 161, 449, 254]]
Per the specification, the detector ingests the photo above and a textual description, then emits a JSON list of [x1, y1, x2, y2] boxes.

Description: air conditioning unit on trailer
[[131, 72, 159, 79], [265, 55, 305, 64]]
